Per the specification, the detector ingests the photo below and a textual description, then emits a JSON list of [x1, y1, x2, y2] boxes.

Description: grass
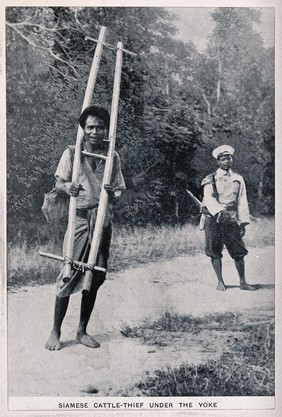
[[7, 218, 275, 397], [121, 311, 253, 338], [120, 311, 274, 396], [7, 241, 63, 289], [7, 217, 274, 289]]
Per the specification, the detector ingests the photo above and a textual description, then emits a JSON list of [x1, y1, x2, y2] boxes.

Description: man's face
[[217, 154, 233, 171], [83, 115, 108, 148]]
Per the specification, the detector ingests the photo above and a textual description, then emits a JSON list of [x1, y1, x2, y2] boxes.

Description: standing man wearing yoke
[[45, 105, 126, 350], [201, 145, 256, 292]]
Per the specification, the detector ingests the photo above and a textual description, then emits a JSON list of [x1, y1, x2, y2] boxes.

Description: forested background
[[6, 7, 275, 231]]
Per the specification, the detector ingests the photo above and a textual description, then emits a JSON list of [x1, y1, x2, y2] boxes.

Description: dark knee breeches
[[204, 216, 248, 260]]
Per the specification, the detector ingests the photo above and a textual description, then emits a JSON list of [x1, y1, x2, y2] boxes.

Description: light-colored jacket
[[201, 168, 250, 225]]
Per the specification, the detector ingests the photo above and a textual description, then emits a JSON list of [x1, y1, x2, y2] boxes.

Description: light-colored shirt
[[201, 168, 250, 225], [55, 146, 126, 209]]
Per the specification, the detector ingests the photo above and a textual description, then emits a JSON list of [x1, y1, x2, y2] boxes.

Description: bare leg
[[75, 277, 102, 348], [211, 257, 226, 291], [45, 295, 70, 350], [235, 257, 256, 291]]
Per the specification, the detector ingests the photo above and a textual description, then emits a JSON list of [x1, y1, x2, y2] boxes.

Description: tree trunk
[[216, 58, 222, 104], [202, 93, 211, 115], [171, 145, 179, 218], [257, 170, 264, 203]]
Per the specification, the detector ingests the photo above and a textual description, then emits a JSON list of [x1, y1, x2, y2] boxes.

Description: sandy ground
[[8, 246, 274, 397]]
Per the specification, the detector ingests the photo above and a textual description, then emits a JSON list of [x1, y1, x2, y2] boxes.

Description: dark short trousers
[[204, 216, 248, 260]]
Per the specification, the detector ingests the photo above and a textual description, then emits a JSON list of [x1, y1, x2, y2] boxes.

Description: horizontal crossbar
[[85, 36, 137, 57], [38, 251, 106, 272], [81, 150, 108, 160]]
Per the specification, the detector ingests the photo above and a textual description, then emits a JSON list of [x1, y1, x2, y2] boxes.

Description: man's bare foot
[[217, 281, 226, 291], [240, 283, 257, 291], [75, 332, 100, 348], [45, 330, 62, 351]]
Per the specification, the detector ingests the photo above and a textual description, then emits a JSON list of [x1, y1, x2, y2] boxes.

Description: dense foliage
[[6, 7, 274, 229]]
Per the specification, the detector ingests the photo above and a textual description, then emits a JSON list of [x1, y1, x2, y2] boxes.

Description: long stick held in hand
[[83, 42, 124, 293], [63, 26, 107, 280]]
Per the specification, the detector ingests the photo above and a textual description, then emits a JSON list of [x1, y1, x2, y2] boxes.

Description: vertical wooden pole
[[63, 26, 107, 280], [83, 42, 124, 293]]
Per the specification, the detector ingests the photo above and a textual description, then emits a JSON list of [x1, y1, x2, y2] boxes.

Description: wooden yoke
[[82, 42, 124, 294], [63, 26, 107, 280], [39, 35, 137, 285]]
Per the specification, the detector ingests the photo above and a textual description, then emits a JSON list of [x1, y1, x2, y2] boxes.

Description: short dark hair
[[79, 105, 110, 129]]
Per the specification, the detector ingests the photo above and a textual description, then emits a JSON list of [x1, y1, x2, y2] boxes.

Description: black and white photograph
[[1, 0, 281, 416]]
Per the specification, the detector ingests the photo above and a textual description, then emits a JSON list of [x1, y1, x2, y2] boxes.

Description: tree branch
[[50, 65, 77, 81], [6, 21, 80, 77]]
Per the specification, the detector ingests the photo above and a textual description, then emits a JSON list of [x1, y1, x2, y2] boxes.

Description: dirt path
[[8, 246, 274, 397]]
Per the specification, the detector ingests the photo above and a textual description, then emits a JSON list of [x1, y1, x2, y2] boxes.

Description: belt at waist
[[76, 206, 98, 219], [226, 203, 237, 211]]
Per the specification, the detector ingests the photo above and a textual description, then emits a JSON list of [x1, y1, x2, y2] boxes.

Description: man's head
[[212, 145, 234, 171], [79, 105, 110, 129], [79, 106, 110, 149]]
